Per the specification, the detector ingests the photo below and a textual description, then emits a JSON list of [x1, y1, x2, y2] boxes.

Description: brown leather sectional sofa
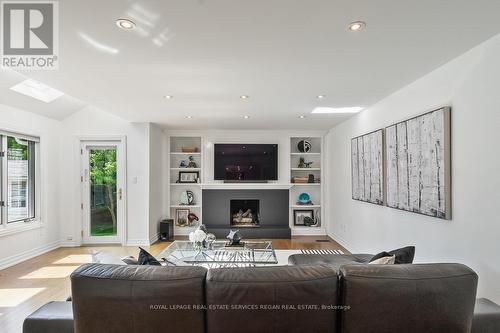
[[24, 261, 481, 333]]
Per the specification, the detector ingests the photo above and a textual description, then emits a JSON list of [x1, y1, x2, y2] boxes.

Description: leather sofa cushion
[[206, 265, 339, 333], [472, 298, 500, 333], [23, 301, 74, 333], [71, 263, 207, 333], [288, 253, 373, 271], [340, 263, 478, 333]]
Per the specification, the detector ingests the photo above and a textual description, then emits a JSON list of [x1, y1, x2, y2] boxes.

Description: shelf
[[200, 183, 292, 190], [290, 183, 321, 186], [170, 152, 201, 155], [170, 205, 201, 208], [170, 168, 201, 171], [170, 183, 202, 186], [291, 168, 321, 171], [290, 152, 321, 155], [290, 205, 321, 208]]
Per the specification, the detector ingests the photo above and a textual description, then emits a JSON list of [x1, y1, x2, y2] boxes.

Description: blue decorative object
[[298, 192, 310, 203], [297, 192, 313, 205]]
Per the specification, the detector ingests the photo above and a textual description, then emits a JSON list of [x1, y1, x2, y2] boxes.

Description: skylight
[[10, 79, 64, 103], [311, 107, 364, 114]]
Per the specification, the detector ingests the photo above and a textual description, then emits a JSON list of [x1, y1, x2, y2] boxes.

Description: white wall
[[0, 104, 62, 269], [59, 107, 155, 245], [325, 33, 500, 303], [149, 123, 165, 241]]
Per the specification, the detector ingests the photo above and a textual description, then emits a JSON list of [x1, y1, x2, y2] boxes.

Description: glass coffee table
[[156, 240, 278, 268]]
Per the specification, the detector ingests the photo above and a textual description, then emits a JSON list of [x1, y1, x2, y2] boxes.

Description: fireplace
[[230, 199, 260, 228], [203, 189, 290, 238]]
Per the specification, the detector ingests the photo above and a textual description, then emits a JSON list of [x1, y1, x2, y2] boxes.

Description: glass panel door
[[89, 148, 117, 237], [81, 140, 124, 245]]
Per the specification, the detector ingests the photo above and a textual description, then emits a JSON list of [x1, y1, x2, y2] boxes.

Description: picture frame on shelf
[[176, 209, 190, 227], [293, 209, 314, 226], [178, 171, 199, 183]]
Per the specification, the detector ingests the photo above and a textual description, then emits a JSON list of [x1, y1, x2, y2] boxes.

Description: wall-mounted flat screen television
[[214, 144, 278, 181]]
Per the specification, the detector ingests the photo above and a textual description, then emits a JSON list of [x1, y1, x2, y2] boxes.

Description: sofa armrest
[[23, 301, 74, 333]]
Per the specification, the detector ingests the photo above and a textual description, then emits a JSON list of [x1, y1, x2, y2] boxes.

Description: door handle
[[118, 188, 123, 200]]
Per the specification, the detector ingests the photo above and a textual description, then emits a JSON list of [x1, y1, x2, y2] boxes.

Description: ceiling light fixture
[[163, 95, 173, 99], [116, 18, 136, 30], [185, 115, 192, 119], [299, 115, 306, 119], [316, 95, 325, 99], [348, 21, 366, 32], [240, 95, 249, 99], [243, 115, 250, 119], [311, 107, 364, 114], [10, 79, 64, 103]]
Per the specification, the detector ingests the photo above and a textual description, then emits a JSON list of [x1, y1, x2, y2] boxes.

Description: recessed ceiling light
[[317, 95, 325, 99], [243, 115, 250, 119], [299, 115, 306, 119], [163, 95, 173, 99], [311, 107, 364, 114], [10, 79, 64, 103], [116, 18, 136, 30], [185, 115, 192, 119], [348, 21, 366, 32], [240, 95, 249, 99]]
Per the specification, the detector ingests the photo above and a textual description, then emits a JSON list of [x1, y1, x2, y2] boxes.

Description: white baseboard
[[327, 231, 357, 253], [0, 240, 61, 271], [291, 227, 327, 236], [59, 240, 81, 247], [149, 233, 159, 245], [125, 239, 151, 246]]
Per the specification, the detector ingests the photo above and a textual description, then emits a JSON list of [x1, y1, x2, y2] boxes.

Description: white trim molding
[[0, 239, 60, 271]]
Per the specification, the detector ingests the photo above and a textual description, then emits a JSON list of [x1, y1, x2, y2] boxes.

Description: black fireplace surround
[[203, 189, 291, 238]]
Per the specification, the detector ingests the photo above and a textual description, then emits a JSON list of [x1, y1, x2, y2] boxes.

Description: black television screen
[[214, 144, 278, 181]]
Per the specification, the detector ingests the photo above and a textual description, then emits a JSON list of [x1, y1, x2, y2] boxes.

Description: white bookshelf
[[289, 137, 324, 233], [169, 136, 203, 235]]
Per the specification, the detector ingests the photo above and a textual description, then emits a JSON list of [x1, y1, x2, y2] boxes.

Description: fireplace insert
[[230, 199, 260, 228]]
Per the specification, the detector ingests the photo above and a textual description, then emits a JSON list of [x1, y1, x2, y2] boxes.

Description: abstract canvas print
[[385, 107, 451, 219], [351, 129, 384, 205]]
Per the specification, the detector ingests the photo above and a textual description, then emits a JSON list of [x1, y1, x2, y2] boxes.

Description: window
[[0, 131, 39, 230]]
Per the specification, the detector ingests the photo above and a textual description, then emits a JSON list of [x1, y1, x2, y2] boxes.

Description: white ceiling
[[2, 0, 500, 129]]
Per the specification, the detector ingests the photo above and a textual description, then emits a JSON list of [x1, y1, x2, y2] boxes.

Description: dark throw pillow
[[369, 251, 392, 263], [138, 247, 161, 266], [388, 246, 415, 264], [369, 246, 415, 264]]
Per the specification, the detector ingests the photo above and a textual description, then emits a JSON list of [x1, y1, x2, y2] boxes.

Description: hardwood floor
[[0, 236, 346, 333]]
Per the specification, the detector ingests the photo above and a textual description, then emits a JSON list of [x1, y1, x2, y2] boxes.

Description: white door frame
[[79, 136, 127, 245]]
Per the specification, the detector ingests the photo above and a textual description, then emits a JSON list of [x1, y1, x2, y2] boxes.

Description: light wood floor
[[0, 236, 346, 333]]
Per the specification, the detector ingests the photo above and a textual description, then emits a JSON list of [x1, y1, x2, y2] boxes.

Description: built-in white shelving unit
[[289, 137, 324, 234], [169, 136, 203, 235]]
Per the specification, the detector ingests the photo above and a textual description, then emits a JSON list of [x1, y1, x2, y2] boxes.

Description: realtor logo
[[1, 1, 59, 69]]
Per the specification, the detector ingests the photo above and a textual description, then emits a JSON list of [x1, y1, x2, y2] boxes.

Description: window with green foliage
[[0, 133, 38, 228]]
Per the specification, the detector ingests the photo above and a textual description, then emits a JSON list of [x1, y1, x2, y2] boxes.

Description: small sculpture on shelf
[[308, 174, 315, 183], [226, 229, 243, 246], [188, 212, 199, 226], [187, 155, 198, 168], [297, 140, 311, 153], [179, 160, 188, 168], [180, 190, 195, 205], [298, 157, 313, 168], [303, 216, 314, 227]]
